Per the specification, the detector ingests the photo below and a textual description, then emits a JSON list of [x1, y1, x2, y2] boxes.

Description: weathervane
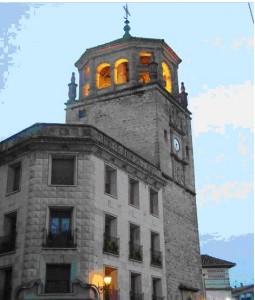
[[123, 3, 131, 38], [123, 3, 131, 21]]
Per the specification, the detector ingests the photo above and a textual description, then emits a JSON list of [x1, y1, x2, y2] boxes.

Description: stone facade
[[0, 33, 203, 300]]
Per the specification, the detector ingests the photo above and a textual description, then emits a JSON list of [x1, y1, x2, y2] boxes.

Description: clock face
[[173, 138, 180, 152]]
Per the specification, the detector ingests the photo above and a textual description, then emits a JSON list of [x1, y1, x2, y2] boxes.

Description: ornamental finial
[[179, 82, 188, 108], [123, 4, 131, 38], [68, 72, 78, 102]]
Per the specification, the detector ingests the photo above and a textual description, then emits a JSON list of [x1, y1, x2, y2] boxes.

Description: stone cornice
[[0, 123, 166, 188]]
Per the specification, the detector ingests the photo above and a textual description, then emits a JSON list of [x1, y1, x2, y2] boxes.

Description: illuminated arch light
[[97, 63, 111, 89], [139, 72, 150, 84], [162, 62, 172, 93], [83, 83, 89, 97], [114, 58, 129, 85], [139, 52, 151, 65]]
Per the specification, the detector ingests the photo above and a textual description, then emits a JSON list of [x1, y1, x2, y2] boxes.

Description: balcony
[[44, 280, 70, 294], [151, 249, 162, 267], [0, 233, 16, 254], [130, 292, 144, 300], [43, 229, 77, 248], [152, 296, 164, 300], [129, 242, 143, 261], [103, 235, 119, 255]]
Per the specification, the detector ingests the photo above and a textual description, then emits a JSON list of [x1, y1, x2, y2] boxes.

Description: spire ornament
[[179, 82, 188, 108], [67, 72, 78, 102], [123, 4, 131, 38]]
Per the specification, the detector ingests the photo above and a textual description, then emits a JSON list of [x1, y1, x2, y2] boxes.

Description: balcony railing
[[103, 235, 119, 255], [151, 249, 162, 267], [129, 242, 143, 261], [44, 280, 70, 293], [0, 288, 12, 300], [103, 289, 119, 300], [130, 292, 144, 300], [43, 229, 77, 248], [0, 233, 16, 254], [152, 296, 164, 300]]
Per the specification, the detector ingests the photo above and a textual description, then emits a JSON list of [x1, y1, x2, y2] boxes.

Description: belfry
[[0, 6, 203, 300]]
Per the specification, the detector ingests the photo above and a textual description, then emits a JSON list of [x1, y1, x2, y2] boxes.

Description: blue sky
[[0, 2, 253, 286]]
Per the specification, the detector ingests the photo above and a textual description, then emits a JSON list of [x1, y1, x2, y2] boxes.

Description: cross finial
[[123, 3, 131, 21]]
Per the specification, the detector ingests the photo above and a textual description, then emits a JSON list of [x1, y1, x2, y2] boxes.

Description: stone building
[[201, 254, 236, 300], [0, 16, 203, 300]]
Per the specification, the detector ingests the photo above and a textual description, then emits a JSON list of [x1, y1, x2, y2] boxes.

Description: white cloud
[[197, 181, 254, 206], [212, 36, 254, 50], [190, 81, 254, 136]]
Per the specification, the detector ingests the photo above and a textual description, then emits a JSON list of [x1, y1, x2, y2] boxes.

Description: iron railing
[[151, 249, 162, 267], [43, 229, 77, 248], [0, 233, 16, 254], [130, 292, 144, 300], [103, 235, 119, 255], [129, 242, 143, 261], [44, 280, 70, 293], [103, 289, 119, 300]]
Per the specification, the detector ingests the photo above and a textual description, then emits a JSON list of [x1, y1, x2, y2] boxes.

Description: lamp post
[[98, 276, 112, 300]]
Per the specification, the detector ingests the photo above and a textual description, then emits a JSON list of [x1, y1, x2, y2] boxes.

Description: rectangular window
[[44, 208, 75, 248], [45, 264, 71, 293], [130, 272, 142, 299], [150, 188, 159, 217], [129, 177, 139, 207], [0, 212, 17, 254], [152, 278, 163, 299], [164, 130, 168, 143], [6, 161, 21, 194], [0, 267, 12, 300], [151, 232, 162, 267], [51, 155, 75, 185], [78, 109, 86, 119], [129, 223, 142, 261], [103, 214, 118, 255], [105, 165, 117, 197]]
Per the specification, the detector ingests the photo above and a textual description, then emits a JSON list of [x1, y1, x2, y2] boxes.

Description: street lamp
[[98, 276, 112, 300]]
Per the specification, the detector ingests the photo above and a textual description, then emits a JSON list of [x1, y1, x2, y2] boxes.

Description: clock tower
[[65, 17, 203, 300]]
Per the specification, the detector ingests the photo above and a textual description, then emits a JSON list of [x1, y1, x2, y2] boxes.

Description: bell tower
[[65, 11, 203, 300]]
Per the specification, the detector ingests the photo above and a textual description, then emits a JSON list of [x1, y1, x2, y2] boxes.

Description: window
[[103, 214, 118, 255], [186, 146, 189, 160], [115, 59, 129, 85], [84, 65, 90, 79], [139, 52, 151, 65], [0, 212, 17, 254], [139, 71, 150, 84], [164, 130, 168, 143], [129, 177, 139, 207], [104, 266, 119, 298], [44, 208, 75, 248], [83, 83, 89, 97], [96, 63, 111, 89], [151, 232, 162, 267], [152, 278, 163, 300], [105, 165, 117, 197], [150, 188, 159, 217], [78, 109, 86, 119], [130, 273, 143, 300], [162, 62, 172, 93], [6, 161, 21, 194], [51, 155, 75, 186], [129, 223, 142, 261], [45, 264, 71, 293], [0, 267, 12, 300]]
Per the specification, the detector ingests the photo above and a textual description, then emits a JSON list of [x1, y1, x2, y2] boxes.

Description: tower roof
[[201, 254, 236, 269], [75, 36, 181, 69]]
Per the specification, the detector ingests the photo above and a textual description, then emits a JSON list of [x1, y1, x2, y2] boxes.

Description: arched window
[[162, 62, 172, 93], [83, 83, 89, 97], [139, 72, 150, 84], [96, 63, 111, 89], [84, 65, 90, 79], [114, 59, 129, 85], [139, 52, 151, 65]]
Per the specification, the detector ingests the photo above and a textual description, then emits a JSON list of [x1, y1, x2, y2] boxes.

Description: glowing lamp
[[104, 276, 112, 286]]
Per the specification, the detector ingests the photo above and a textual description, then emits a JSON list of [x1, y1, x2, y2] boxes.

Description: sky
[[0, 1, 254, 287]]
